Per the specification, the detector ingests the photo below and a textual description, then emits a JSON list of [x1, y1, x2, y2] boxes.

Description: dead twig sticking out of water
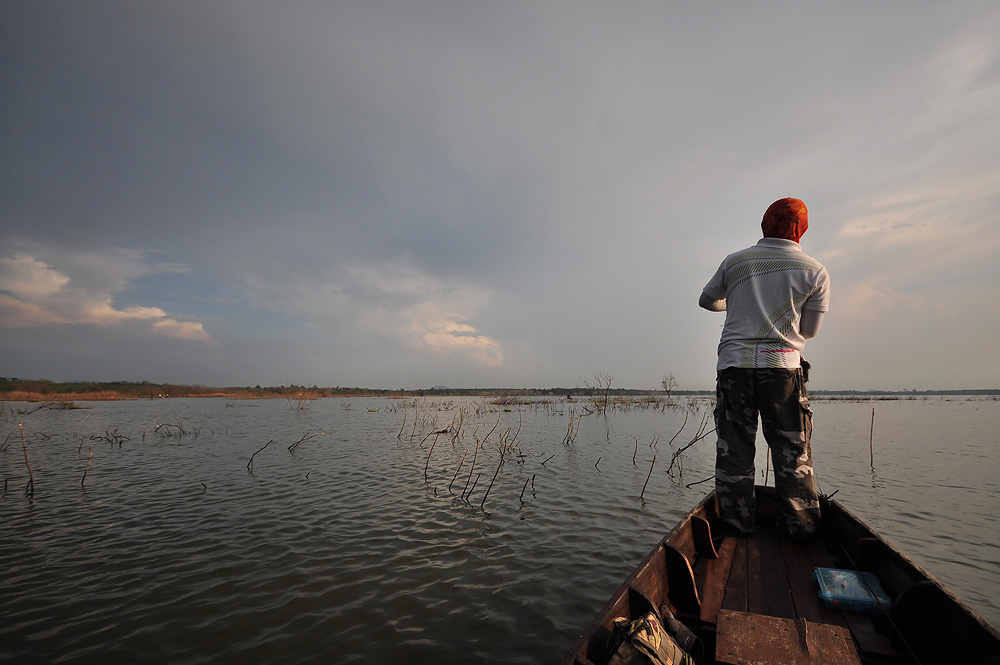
[[154, 418, 192, 438], [169, 407, 200, 436], [20, 423, 34, 495], [869, 407, 875, 468], [512, 406, 522, 445], [482, 409, 503, 447], [449, 449, 469, 492], [424, 433, 440, 481], [91, 427, 130, 448], [397, 409, 407, 439], [594, 457, 602, 469], [16, 401, 57, 415], [466, 473, 482, 502], [287, 393, 312, 410], [666, 411, 690, 448], [541, 454, 555, 466], [633, 436, 639, 464], [685, 475, 714, 489], [288, 431, 330, 453], [452, 410, 464, 444], [81, 448, 93, 487], [519, 475, 533, 502], [480, 448, 506, 508], [462, 442, 481, 498], [666, 412, 714, 476], [640, 455, 657, 500], [247, 440, 275, 472], [563, 410, 585, 445]]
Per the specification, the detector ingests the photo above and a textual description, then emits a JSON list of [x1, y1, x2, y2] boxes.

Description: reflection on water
[[1, 396, 998, 663]]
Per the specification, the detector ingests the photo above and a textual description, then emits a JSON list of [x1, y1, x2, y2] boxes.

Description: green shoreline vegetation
[[1, 377, 998, 403]]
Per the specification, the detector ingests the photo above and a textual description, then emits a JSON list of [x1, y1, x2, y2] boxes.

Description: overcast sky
[[2, 2, 999, 391]]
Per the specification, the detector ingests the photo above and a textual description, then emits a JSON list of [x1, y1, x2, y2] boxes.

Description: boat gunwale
[[560, 490, 715, 664], [823, 493, 1000, 643]]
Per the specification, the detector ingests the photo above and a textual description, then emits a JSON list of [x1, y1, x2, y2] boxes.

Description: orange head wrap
[[761, 198, 808, 242]]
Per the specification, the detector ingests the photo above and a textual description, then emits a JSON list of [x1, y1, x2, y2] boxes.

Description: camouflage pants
[[713, 367, 821, 540]]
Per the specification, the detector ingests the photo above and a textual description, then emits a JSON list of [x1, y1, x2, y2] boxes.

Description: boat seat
[[692, 516, 719, 560], [664, 545, 701, 617]]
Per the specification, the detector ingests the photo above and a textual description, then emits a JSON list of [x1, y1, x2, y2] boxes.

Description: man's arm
[[699, 291, 726, 312], [800, 309, 824, 338]]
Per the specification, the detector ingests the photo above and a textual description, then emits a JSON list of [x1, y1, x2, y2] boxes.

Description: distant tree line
[[2, 378, 995, 400], [0, 377, 708, 400]]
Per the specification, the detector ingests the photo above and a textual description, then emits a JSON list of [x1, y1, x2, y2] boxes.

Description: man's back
[[703, 237, 829, 371]]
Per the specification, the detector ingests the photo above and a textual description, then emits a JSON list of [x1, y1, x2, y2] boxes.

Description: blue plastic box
[[813, 567, 892, 613]]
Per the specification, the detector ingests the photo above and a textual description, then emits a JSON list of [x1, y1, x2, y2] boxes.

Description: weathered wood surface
[[716, 610, 861, 665], [699, 536, 737, 624]]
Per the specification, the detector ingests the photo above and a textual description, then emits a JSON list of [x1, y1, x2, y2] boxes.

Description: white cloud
[[0, 248, 211, 342], [244, 258, 503, 369], [406, 301, 503, 367], [0, 254, 70, 299], [152, 319, 212, 342]]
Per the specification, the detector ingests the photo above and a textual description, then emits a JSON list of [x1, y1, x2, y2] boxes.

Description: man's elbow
[[699, 292, 726, 312]]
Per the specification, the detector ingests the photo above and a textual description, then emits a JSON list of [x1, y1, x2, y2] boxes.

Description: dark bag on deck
[[607, 611, 699, 665]]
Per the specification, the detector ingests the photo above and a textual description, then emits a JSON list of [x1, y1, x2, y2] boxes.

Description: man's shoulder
[[723, 244, 827, 279], [723, 244, 766, 261]]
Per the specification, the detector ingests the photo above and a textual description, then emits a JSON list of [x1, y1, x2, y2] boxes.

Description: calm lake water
[[2, 395, 998, 664]]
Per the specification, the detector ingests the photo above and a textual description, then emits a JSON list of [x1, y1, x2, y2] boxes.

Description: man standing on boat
[[699, 197, 830, 542]]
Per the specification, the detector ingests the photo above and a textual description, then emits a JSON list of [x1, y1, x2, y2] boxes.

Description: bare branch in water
[[666, 412, 714, 476], [448, 449, 469, 493], [424, 433, 440, 481], [247, 440, 275, 473], [21, 423, 34, 495], [81, 448, 93, 487], [480, 448, 506, 508], [519, 475, 533, 502], [288, 431, 330, 453], [640, 455, 656, 500], [685, 475, 714, 489]]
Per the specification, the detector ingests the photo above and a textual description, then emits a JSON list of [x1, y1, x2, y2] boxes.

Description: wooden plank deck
[[693, 525, 901, 664]]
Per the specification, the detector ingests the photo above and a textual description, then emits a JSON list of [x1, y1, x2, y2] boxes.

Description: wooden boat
[[561, 486, 1000, 665]]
